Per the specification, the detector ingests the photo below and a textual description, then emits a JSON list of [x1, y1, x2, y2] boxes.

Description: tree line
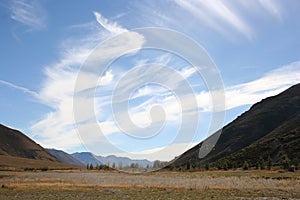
[[166, 154, 299, 172], [85, 154, 299, 172], [86, 160, 169, 171]]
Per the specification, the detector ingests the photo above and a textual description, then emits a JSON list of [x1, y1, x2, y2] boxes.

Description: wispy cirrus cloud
[[104, 61, 300, 160], [176, 0, 252, 38], [196, 61, 300, 112], [26, 4, 297, 160], [94, 11, 127, 34], [0, 79, 37, 96], [134, 0, 283, 40], [10, 0, 46, 30], [29, 11, 140, 150], [91, 52, 300, 153], [258, 0, 282, 20], [109, 60, 300, 134]]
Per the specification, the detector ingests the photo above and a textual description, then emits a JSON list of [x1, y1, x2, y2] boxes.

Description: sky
[[0, 0, 300, 161]]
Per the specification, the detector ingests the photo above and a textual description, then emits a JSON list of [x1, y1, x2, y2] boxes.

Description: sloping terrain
[[71, 152, 103, 166], [0, 124, 58, 161], [173, 83, 300, 168], [215, 113, 300, 167], [46, 149, 84, 166], [0, 124, 77, 170], [0, 155, 77, 170]]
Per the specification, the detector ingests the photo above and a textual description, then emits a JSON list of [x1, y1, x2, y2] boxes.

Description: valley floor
[[0, 170, 299, 200]]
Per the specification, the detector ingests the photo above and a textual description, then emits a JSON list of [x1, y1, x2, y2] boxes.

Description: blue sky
[[1, 0, 300, 161]]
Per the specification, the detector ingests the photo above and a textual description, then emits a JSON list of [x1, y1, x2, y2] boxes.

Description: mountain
[[97, 155, 153, 168], [172, 83, 300, 169], [215, 113, 300, 167], [46, 149, 84, 166], [0, 124, 58, 161], [71, 152, 103, 166], [72, 152, 153, 168], [0, 124, 77, 170]]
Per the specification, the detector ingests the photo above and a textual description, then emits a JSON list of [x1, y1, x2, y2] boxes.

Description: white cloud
[[92, 59, 300, 157], [31, 14, 300, 155], [25, 5, 298, 160], [113, 142, 198, 161], [174, 0, 252, 39], [180, 67, 197, 78], [200, 0, 252, 38], [10, 0, 46, 30], [131, 85, 169, 100], [171, 0, 284, 40], [127, 95, 181, 129], [0, 79, 37, 97], [99, 70, 114, 86], [129, 61, 197, 101], [29, 12, 135, 150], [122, 61, 300, 126], [30, 101, 81, 149], [196, 61, 300, 112], [109, 61, 300, 161], [94, 11, 127, 34], [258, 0, 282, 20]]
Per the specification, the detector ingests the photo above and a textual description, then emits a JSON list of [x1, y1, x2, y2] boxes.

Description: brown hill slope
[[0, 124, 78, 170], [0, 124, 57, 161], [172, 83, 300, 169]]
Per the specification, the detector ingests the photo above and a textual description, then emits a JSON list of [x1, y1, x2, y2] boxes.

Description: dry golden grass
[[0, 170, 299, 199], [0, 155, 80, 170]]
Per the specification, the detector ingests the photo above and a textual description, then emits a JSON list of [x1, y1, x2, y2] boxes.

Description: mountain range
[[71, 152, 153, 168], [45, 148, 84, 166]]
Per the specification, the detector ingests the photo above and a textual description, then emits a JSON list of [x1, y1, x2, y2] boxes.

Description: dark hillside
[[0, 124, 78, 170], [173, 83, 300, 169]]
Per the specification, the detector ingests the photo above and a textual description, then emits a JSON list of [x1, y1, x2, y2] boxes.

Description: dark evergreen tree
[[258, 157, 265, 170], [205, 162, 210, 170], [243, 161, 249, 170], [89, 163, 94, 170], [281, 154, 290, 170], [168, 163, 176, 171], [267, 155, 272, 170], [223, 160, 229, 170], [186, 160, 191, 170]]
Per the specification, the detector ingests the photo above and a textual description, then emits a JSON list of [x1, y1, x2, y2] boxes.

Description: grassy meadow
[[0, 170, 299, 199]]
